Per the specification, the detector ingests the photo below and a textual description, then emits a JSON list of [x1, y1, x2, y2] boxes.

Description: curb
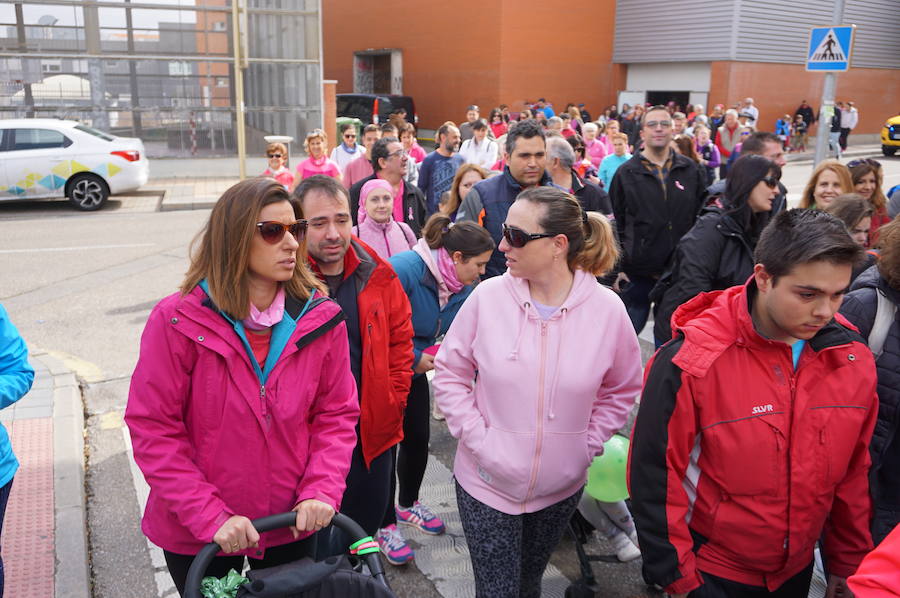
[[31, 351, 91, 598]]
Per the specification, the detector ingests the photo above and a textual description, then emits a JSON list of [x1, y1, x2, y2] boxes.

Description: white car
[[0, 119, 149, 211]]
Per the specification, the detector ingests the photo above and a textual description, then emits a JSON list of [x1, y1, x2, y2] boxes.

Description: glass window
[[74, 125, 114, 141], [12, 128, 71, 150]]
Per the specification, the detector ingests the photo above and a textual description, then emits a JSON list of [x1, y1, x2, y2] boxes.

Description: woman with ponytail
[[373, 214, 495, 565], [433, 187, 643, 597]]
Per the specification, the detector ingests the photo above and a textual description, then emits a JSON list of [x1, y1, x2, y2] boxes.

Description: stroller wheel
[[565, 582, 595, 598]]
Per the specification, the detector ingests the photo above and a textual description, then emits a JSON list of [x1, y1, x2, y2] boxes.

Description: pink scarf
[[412, 238, 464, 308], [243, 287, 285, 331]]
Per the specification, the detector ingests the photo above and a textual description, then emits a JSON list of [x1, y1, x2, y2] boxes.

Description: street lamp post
[[231, 0, 247, 179]]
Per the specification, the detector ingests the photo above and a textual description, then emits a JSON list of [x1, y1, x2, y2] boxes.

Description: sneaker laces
[[406, 502, 438, 522], [379, 527, 407, 551]]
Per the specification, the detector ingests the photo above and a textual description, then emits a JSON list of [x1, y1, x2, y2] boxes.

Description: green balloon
[[585, 434, 630, 502]]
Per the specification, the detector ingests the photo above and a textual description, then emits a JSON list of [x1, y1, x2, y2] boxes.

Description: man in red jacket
[[630, 209, 877, 598], [292, 175, 414, 558]]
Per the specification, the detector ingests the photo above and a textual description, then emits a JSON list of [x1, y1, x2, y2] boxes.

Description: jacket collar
[[501, 165, 553, 190], [671, 278, 862, 377]]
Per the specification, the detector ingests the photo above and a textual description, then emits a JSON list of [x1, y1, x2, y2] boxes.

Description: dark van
[[336, 94, 418, 126]]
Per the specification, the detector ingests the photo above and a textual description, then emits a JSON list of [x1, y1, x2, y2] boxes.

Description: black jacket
[[571, 171, 613, 215], [609, 151, 707, 279], [838, 265, 900, 545], [349, 174, 427, 237], [651, 209, 757, 343]]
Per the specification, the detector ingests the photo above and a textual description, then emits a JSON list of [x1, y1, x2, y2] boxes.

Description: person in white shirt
[[330, 122, 366, 174], [458, 120, 498, 170], [741, 97, 759, 129], [839, 100, 859, 151]]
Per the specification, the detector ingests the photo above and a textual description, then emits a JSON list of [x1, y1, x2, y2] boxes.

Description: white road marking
[[0, 242, 155, 254]]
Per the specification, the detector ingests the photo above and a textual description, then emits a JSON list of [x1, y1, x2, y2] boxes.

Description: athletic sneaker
[[375, 524, 413, 566], [395, 501, 446, 535], [432, 402, 445, 421], [610, 530, 641, 562]]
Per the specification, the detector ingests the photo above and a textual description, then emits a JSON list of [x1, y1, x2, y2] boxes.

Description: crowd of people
[[0, 96, 891, 598]]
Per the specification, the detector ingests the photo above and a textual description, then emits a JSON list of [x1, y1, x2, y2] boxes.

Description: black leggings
[[382, 374, 431, 527], [455, 481, 582, 598], [164, 536, 315, 597]]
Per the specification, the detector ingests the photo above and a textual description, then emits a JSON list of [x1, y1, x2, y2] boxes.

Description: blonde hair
[[181, 178, 324, 319], [799, 160, 854, 209], [266, 142, 286, 156], [516, 187, 619, 276], [303, 128, 328, 154], [611, 132, 628, 143]]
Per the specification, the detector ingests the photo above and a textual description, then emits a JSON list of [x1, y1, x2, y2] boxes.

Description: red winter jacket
[[848, 524, 900, 597], [310, 237, 414, 467], [629, 280, 877, 595]]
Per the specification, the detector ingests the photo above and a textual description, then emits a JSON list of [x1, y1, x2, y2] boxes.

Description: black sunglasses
[[256, 220, 307, 244], [502, 224, 556, 248], [762, 176, 780, 189], [267, 153, 283, 158]]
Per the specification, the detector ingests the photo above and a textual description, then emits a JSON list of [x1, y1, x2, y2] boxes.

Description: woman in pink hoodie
[[351, 179, 417, 259], [125, 178, 359, 596], [434, 187, 643, 597]]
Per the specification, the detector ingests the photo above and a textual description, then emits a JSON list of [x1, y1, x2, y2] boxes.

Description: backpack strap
[[869, 288, 897, 359], [400, 222, 417, 247]]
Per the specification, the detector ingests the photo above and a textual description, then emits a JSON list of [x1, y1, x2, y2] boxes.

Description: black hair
[[724, 154, 780, 238], [370, 136, 399, 172], [741, 132, 782, 155], [754, 209, 865, 284], [422, 214, 494, 259], [339, 122, 356, 134], [471, 119, 488, 132], [505, 118, 546, 156], [291, 174, 349, 211]]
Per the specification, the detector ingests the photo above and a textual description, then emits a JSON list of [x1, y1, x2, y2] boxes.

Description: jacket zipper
[[524, 321, 548, 509], [382, 229, 392, 257]]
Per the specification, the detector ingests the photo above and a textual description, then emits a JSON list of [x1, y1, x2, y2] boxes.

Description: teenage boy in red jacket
[[630, 209, 878, 598], [292, 175, 414, 554]]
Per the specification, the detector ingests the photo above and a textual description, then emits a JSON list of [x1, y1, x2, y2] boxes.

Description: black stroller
[[184, 512, 396, 598]]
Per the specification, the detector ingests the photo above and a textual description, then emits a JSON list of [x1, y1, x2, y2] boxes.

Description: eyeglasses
[[761, 176, 780, 189], [502, 224, 557, 248], [644, 120, 673, 129], [256, 220, 307, 244], [387, 149, 408, 159], [847, 158, 881, 169], [267, 153, 283, 159]]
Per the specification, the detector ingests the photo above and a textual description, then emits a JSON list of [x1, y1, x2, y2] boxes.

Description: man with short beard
[[292, 175, 415, 563], [417, 122, 465, 215]]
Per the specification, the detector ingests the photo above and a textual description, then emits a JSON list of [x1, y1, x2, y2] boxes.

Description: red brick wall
[[709, 61, 900, 135]]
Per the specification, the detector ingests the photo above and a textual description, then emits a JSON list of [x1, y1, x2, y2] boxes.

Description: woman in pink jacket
[[433, 187, 643, 598], [125, 178, 359, 597]]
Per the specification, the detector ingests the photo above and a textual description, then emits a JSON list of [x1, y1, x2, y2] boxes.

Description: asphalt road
[[1, 150, 897, 597]]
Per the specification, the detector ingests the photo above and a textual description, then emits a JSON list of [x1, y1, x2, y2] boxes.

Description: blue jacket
[[388, 250, 473, 377], [0, 304, 35, 488]]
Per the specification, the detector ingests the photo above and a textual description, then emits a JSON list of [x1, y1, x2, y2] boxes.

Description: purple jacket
[[125, 286, 359, 555], [433, 270, 642, 514]]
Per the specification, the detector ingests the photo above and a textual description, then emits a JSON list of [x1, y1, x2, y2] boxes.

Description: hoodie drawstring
[[546, 307, 568, 420], [507, 301, 530, 360]]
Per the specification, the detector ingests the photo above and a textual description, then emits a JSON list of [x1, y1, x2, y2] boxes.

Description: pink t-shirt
[[262, 167, 294, 189], [296, 156, 341, 180], [408, 143, 427, 164], [343, 155, 374, 188]]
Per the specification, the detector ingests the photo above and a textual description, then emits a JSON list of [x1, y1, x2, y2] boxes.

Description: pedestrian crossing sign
[[806, 25, 855, 71]]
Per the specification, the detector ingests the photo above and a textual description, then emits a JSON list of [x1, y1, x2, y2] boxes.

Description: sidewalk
[[0, 351, 88, 598]]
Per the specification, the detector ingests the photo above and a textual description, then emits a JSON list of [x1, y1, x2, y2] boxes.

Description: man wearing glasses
[[608, 105, 707, 334], [349, 137, 427, 237], [331, 122, 366, 175]]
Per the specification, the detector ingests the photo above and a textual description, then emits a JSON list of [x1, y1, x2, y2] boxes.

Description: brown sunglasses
[[256, 220, 307, 244]]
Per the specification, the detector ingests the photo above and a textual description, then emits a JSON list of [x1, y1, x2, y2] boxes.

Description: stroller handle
[[183, 512, 387, 598]]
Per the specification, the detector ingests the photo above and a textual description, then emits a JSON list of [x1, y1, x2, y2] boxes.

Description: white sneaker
[[432, 402, 445, 421], [610, 531, 641, 562]]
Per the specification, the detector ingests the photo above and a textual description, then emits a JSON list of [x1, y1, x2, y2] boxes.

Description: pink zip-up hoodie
[[433, 269, 642, 515], [125, 286, 359, 555]]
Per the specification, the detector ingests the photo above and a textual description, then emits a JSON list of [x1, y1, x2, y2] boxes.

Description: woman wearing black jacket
[[839, 215, 900, 546], [652, 155, 781, 345]]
